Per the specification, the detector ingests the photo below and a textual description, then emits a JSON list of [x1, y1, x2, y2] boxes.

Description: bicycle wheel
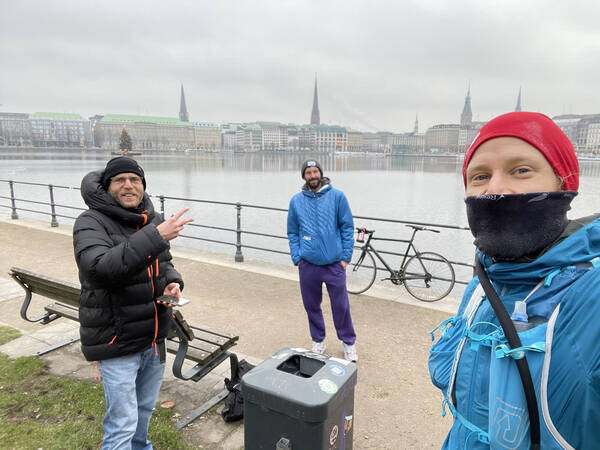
[[346, 247, 376, 294], [403, 252, 455, 302]]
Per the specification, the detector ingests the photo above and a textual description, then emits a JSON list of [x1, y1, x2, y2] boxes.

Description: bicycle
[[346, 225, 455, 301]]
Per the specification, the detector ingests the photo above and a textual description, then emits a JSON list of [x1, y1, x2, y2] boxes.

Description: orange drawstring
[[93, 361, 100, 381]]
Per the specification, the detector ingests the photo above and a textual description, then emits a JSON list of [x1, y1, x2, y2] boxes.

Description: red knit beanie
[[462, 112, 579, 191]]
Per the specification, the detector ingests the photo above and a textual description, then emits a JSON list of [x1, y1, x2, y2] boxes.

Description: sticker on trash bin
[[318, 379, 338, 394], [344, 415, 353, 434], [329, 364, 345, 377], [329, 424, 339, 446]]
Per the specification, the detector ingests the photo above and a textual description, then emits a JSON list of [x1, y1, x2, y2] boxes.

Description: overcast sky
[[1, 0, 599, 132]]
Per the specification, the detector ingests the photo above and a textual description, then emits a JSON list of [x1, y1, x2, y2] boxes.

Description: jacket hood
[[80, 170, 155, 227], [480, 216, 600, 285]]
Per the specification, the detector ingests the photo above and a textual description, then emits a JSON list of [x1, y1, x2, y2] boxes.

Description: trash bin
[[243, 347, 358, 450]]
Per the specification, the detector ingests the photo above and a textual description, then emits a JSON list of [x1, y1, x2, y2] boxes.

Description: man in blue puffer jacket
[[287, 160, 357, 361]]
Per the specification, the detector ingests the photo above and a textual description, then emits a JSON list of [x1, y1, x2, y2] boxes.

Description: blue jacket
[[429, 217, 600, 449], [287, 182, 354, 266]]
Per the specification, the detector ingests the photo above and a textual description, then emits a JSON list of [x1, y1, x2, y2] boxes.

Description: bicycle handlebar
[[406, 224, 440, 233]]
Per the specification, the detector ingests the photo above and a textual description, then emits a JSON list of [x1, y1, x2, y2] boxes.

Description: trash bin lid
[[242, 347, 357, 422]]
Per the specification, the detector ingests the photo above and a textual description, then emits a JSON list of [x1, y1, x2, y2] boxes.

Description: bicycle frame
[[356, 227, 422, 282]]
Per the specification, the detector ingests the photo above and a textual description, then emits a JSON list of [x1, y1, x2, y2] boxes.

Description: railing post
[[48, 184, 58, 227], [159, 195, 165, 220], [9, 180, 19, 219], [235, 202, 244, 262]]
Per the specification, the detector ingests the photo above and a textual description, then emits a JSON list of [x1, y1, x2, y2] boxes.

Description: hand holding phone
[[156, 295, 190, 307]]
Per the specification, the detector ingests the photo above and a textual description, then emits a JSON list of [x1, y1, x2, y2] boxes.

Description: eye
[[470, 173, 489, 183], [514, 167, 532, 175]]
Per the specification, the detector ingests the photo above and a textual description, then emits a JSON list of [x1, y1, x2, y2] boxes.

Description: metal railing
[[0, 179, 474, 285]]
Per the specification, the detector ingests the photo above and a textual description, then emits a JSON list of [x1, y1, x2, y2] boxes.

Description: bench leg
[[37, 337, 80, 356], [10, 274, 59, 324], [174, 388, 230, 430]]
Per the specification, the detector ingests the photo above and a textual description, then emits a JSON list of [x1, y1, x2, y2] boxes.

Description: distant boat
[[111, 150, 142, 156]]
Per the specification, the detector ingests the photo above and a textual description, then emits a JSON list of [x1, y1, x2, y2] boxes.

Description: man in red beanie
[[429, 112, 600, 448]]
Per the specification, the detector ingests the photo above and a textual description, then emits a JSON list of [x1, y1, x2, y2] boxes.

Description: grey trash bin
[[242, 347, 357, 450]]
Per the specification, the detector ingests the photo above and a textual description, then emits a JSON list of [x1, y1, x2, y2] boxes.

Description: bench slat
[[45, 303, 79, 321]]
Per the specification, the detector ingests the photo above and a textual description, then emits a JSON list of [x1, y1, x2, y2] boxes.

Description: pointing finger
[[171, 207, 190, 221]]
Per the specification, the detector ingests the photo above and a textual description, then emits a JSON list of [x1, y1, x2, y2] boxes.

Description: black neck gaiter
[[465, 191, 577, 261]]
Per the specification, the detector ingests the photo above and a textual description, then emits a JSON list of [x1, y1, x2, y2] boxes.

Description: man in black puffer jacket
[[73, 157, 193, 449]]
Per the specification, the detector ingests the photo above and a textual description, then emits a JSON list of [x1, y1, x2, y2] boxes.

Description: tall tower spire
[[179, 83, 189, 122], [413, 114, 419, 133], [460, 84, 472, 126], [515, 87, 522, 112], [310, 74, 320, 125]]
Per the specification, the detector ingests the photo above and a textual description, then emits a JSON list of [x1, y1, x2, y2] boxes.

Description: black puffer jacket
[[73, 171, 183, 361]]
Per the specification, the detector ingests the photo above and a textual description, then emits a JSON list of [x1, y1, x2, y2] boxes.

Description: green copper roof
[[99, 114, 193, 127], [314, 125, 346, 133], [31, 112, 84, 120]]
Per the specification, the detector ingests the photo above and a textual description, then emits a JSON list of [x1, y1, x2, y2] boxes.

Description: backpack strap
[[475, 259, 541, 450]]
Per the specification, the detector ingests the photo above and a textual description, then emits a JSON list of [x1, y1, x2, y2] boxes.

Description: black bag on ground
[[221, 359, 255, 422]]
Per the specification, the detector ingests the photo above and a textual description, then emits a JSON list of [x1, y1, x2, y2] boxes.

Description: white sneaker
[[342, 342, 358, 362], [311, 341, 326, 354]]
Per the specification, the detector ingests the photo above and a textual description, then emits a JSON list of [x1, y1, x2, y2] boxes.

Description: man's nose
[[484, 173, 513, 195], [122, 178, 134, 188]]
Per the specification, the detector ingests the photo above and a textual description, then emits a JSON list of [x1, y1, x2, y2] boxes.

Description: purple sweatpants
[[298, 260, 356, 345]]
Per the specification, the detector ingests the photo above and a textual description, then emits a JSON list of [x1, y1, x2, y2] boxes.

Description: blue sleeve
[[287, 197, 301, 265], [337, 191, 354, 262]]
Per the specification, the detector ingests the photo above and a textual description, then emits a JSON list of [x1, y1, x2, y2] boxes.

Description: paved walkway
[[1, 216, 457, 449]]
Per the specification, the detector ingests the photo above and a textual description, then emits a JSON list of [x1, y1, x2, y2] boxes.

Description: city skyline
[[1, 1, 599, 132]]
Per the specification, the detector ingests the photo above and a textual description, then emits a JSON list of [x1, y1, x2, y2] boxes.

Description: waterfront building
[[553, 115, 583, 147], [361, 132, 379, 152], [258, 122, 288, 151], [426, 124, 460, 152], [286, 126, 300, 151], [222, 130, 236, 150], [0, 112, 32, 146], [193, 122, 221, 151], [29, 112, 89, 147], [310, 75, 320, 125], [390, 132, 425, 154], [235, 123, 262, 151], [346, 130, 362, 152], [314, 125, 346, 152], [298, 126, 316, 151], [93, 114, 194, 150]]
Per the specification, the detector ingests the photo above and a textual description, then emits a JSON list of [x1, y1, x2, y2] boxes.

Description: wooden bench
[[9, 266, 239, 384]]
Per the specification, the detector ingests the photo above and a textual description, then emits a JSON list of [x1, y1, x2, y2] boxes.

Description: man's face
[[465, 137, 562, 196], [108, 172, 144, 208], [304, 166, 322, 190]]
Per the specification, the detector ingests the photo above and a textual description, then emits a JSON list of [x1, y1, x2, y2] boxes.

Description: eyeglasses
[[111, 175, 143, 186]]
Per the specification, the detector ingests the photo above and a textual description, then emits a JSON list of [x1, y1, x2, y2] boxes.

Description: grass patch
[[0, 326, 21, 345], [0, 353, 195, 449]]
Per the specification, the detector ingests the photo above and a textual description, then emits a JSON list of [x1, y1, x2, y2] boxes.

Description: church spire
[[310, 74, 320, 125], [413, 114, 419, 133], [515, 86, 522, 112], [179, 83, 189, 122], [460, 83, 472, 126]]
